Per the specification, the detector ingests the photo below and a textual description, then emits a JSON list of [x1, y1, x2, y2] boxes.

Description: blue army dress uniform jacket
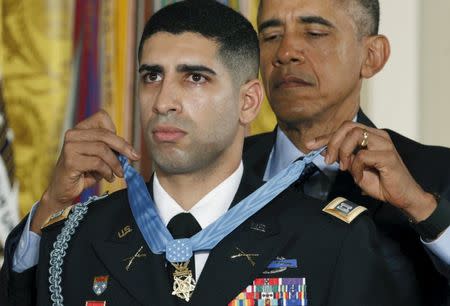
[[0, 164, 401, 306], [243, 110, 450, 306]]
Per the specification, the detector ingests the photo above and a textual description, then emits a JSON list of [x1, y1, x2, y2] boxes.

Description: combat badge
[[322, 197, 367, 224], [263, 257, 297, 274]]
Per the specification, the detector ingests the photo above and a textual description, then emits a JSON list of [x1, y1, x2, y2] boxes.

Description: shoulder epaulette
[[322, 197, 367, 224], [41, 192, 110, 230], [41, 205, 75, 229]]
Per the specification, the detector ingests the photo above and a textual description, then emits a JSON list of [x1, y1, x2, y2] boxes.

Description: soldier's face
[[258, 0, 367, 125], [138, 32, 241, 175]]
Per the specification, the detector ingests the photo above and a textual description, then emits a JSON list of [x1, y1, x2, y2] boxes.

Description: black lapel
[[243, 129, 277, 180], [91, 200, 177, 306], [357, 109, 376, 128], [190, 165, 295, 305]]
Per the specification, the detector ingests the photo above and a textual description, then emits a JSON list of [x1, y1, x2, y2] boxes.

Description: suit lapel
[[357, 109, 376, 127], [91, 205, 177, 306], [243, 130, 276, 179]]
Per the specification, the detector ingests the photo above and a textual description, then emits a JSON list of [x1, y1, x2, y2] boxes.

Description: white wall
[[363, 0, 420, 141], [420, 0, 450, 147], [364, 0, 450, 147]]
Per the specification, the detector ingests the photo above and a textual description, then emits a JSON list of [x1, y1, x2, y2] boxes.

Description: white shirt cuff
[[422, 226, 450, 265], [12, 202, 41, 272]]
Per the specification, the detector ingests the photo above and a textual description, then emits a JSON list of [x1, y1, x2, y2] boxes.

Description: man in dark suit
[[244, 0, 450, 305], [0, 1, 401, 306]]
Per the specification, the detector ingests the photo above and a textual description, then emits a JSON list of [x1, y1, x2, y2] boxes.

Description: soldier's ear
[[239, 79, 263, 125], [361, 35, 390, 79]]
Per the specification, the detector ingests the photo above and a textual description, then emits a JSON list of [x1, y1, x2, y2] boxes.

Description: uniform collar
[[153, 161, 244, 229]]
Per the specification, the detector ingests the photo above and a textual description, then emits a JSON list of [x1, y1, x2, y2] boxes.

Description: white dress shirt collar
[[153, 161, 244, 229]]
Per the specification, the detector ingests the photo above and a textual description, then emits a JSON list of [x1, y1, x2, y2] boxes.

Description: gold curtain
[[2, 0, 74, 215]]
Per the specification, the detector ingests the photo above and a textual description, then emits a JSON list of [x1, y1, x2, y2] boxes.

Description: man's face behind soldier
[[258, 0, 370, 126], [138, 32, 242, 176]]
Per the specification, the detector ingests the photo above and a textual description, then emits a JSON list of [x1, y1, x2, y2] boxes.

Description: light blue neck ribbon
[[119, 147, 324, 263]]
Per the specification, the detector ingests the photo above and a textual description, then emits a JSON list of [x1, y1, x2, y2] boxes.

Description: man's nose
[[273, 32, 305, 67], [152, 81, 182, 115]]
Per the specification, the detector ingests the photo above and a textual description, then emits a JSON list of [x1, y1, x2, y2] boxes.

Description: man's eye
[[187, 73, 207, 84], [143, 72, 162, 83], [260, 33, 282, 42], [307, 31, 328, 38]]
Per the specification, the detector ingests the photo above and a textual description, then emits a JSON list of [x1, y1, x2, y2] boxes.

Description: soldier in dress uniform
[[1, 1, 402, 305]]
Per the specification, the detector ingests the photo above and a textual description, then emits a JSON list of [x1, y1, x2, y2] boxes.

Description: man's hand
[[31, 110, 140, 235], [307, 121, 437, 222]]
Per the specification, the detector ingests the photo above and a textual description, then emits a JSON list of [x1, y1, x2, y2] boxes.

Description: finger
[[63, 150, 116, 182], [326, 121, 368, 165], [75, 110, 116, 133], [349, 150, 393, 183], [83, 172, 105, 190], [320, 121, 390, 165], [65, 128, 140, 161], [69, 141, 125, 177], [338, 127, 394, 171], [306, 134, 331, 150]]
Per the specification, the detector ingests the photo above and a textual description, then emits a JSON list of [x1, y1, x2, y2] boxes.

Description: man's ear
[[239, 79, 264, 125], [361, 35, 390, 79]]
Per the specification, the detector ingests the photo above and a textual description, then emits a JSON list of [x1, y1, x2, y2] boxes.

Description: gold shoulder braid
[[322, 197, 367, 224]]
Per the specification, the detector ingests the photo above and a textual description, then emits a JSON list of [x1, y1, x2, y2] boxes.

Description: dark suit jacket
[[0, 165, 400, 306], [243, 110, 450, 305]]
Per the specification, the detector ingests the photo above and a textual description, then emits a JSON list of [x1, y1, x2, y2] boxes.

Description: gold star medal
[[171, 261, 196, 302]]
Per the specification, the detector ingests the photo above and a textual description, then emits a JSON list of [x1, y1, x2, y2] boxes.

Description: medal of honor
[[118, 149, 323, 304], [171, 261, 196, 302]]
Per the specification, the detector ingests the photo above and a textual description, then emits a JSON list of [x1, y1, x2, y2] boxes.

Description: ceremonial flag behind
[[2, 0, 75, 215], [0, 83, 19, 247], [98, 0, 138, 194], [0, 3, 19, 247]]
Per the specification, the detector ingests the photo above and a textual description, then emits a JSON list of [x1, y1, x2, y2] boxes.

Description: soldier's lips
[[152, 126, 186, 142]]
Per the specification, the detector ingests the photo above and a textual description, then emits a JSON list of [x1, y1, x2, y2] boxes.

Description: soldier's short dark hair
[[138, 0, 260, 85]]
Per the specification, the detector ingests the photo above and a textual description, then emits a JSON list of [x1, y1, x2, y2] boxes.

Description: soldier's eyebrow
[[138, 64, 163, 74], [176, 64, 216, 76]]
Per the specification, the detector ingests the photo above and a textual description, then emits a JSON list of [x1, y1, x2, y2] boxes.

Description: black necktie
[[167, 213, 202, 302], [293, 159, 319, 192]]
